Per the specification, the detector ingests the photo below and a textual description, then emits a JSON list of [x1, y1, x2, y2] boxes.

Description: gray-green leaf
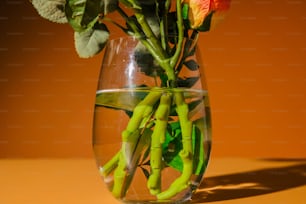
[[65, 0, 102, 32], [31, 0, 67, 23], [74, 23, 109, 58]]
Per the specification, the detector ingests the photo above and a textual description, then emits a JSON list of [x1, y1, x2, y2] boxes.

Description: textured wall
[[0, 0, 305, 158]]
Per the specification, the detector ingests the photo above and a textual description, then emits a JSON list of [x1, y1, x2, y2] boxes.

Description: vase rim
[[96, 87, 208, 95]]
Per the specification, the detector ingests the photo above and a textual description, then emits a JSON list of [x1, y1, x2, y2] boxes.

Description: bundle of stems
[[99, 0, 202, 200]]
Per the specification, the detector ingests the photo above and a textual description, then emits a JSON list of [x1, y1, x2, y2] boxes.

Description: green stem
[[116, 4, 178, 86], [132, 9, 178, 85], [116, 7, 172, 77], [170, 0, 184, 68], [111, 90, 162, 198], [174, 91, 193, 153], [104, 1, 198, 200], [116, 6, 143, 39], [100, 151, 121, 177], [147, 93, 172, 195], [157, 150, 193, 200], [159, 0, 171, 51], [117, 2, 167, 62], [135, 11, 167, 58], [119, 0, 141, 10], [157, 91, 193, 200]]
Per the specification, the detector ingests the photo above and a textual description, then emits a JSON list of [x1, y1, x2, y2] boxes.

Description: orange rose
[[182, 0, 231, 31]]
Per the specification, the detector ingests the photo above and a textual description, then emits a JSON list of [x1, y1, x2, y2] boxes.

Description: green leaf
[[96, 91, 143, 111], [31, 0, 67, 24], [197, 11, 214, 32], [188, 99, 202, 111], [74, 23, 109, 58], [162, 121, 206, 175], [184, 59, 199, 71], [192, 126, 205, 175], [187, 46, 196, 57], [183, 39, 197, 58], [139, 128, 153, 166], [182, 3, 189, 20], [65, 0, 102, 32], [140, 147, 151, 166], [120, 0, 141, 10], [177, 76, 199, 88], [162, 122, 183, 172], [96, 88, 149, 111], [140, 167, 150, 179], [193, 117, 210, 174]]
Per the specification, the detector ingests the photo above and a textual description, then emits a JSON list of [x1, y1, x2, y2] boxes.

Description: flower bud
[[182, 0, 230, 31]]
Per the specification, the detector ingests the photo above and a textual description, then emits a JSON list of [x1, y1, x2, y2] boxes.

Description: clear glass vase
[[92, 36, 211, 203]]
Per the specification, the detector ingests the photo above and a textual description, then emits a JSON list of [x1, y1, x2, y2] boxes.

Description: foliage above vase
[[30, 0, 230, 59]]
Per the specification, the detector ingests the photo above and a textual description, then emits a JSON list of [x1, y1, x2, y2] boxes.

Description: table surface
[[0, 157, 305, 204]]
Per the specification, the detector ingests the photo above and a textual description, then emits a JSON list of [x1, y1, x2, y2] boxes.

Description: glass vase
[[92, 36, 211, 203]]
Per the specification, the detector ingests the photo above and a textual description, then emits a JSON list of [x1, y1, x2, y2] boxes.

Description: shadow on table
[[191, 158, 306, 203]]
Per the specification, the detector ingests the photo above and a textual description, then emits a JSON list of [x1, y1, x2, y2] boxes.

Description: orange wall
[[0, 1, 305, 158]]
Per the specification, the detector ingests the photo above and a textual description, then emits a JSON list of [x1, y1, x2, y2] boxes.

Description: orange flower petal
[[188, 0, 212, 28], [213, 0, 231, 11], [183, 0, 231, 30]]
